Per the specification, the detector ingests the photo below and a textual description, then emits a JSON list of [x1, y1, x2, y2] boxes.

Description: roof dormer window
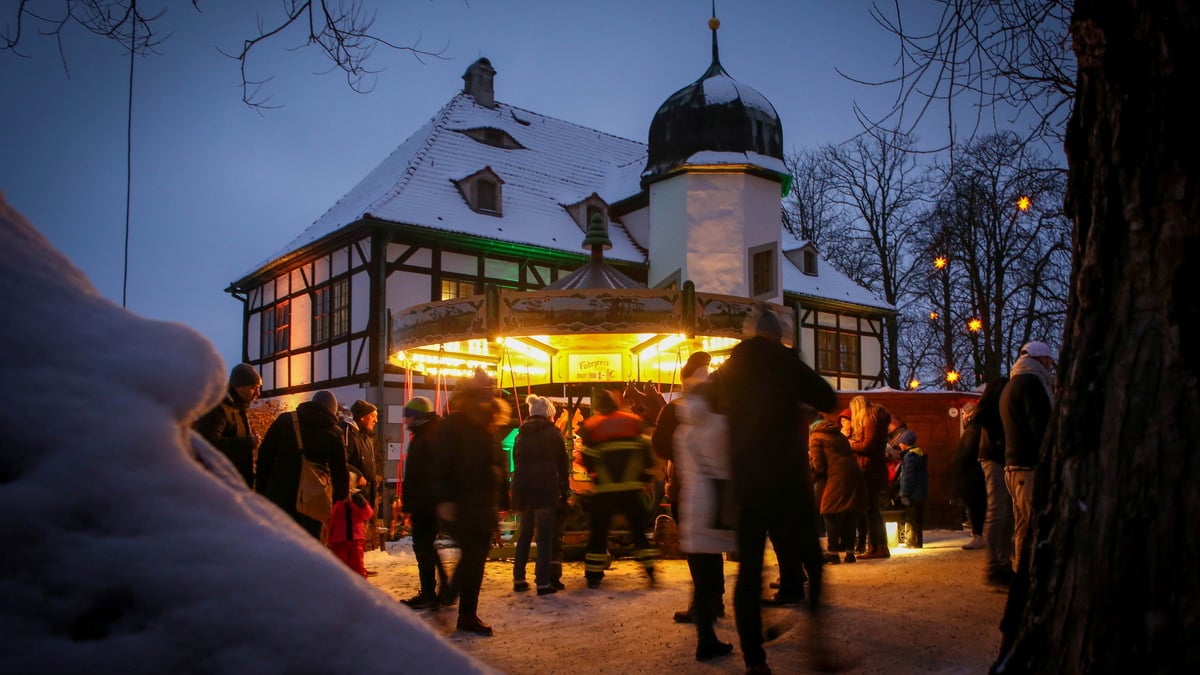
[[460, 127, 525, 149], [803, 249, 818, 275], [454, 167, 505, 216], [563, 193, 610, 233]]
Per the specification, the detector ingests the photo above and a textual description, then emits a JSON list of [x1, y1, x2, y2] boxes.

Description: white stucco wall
[[647, 171, 782, 301]]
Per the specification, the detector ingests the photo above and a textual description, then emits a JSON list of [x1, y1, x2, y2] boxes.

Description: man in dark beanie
[[194, 363, 262, 488], [708, 307, 837, 675], [345, 399, 381, 553]]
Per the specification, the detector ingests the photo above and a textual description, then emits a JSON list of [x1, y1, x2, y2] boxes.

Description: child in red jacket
[[328, 475, 375, 577]]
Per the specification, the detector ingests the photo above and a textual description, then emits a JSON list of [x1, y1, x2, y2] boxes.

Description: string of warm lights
[[921, 195, 1033, 390]]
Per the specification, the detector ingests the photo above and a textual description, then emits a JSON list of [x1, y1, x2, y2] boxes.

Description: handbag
[[290, 412, 333, 522]]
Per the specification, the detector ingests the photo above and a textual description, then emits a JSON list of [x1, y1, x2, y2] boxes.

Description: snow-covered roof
[[780, 232, 895, 313], [253, 93, 649, 274]]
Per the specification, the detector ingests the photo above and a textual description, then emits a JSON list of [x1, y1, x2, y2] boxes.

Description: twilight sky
[[1, 0, 941, 370]]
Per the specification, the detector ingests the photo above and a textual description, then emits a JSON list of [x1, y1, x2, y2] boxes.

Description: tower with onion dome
[[642, 12, 790, 303]]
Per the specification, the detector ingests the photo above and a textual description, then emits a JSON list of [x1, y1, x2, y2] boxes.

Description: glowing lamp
[[1016, 195, 1032, 211], [946, 370, 960, 384], [929, 311, 939, 321], [908, 378, 921, 390], [933, 256, 948, 270], [967, 318, 982, 332]]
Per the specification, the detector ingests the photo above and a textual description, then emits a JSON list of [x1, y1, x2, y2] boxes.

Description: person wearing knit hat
[[399, 395, 450, 609], [1001, 339, 1056, 575], [896, 429, 928, 548], [511, 394, 569, 595], [344, 399, 382, 555], [402, 396, 434, 424], [351, 399, 377, 421], [193, 363, 262, 488]]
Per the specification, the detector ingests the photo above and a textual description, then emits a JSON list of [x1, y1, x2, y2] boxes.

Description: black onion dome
[[643, 18, 783, 182]]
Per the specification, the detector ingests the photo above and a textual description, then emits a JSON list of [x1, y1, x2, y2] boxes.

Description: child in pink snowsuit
[[328, 485, 375, 577]]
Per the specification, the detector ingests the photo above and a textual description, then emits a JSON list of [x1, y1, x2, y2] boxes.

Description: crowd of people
[[191, 321, 1056, 675]]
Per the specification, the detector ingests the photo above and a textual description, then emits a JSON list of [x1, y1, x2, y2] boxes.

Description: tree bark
[[993, 2, 1200, 672]]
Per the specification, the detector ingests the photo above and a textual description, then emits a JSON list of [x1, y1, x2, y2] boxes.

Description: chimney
[[462, 58, 497, 108]]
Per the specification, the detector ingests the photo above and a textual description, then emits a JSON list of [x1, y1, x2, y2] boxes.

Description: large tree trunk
[[992, 2, 1200, 672]]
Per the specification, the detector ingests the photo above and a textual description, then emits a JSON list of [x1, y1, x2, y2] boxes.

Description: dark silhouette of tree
[[1, 0, 447, 108], [991, 2, 1200, 671], [871, 0, 1200, 670]]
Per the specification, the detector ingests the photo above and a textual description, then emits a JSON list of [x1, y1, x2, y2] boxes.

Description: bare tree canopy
[[0, 0, 447, 108], [856, 0, 1075, 154]]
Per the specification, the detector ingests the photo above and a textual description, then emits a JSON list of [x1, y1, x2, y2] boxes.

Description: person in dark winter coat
[[953, 402, 988, 550], [896, 430, 929, 548], [971, 377, 1013, 586], [344, 399, 381, 553], [706, 308, 838, 675], [432, 370, 509, 636], [809, 410, 868, 563], [510, 394, 569, 595], [398, 396, 449, 610], [1000, 342, 1055, 574], [193, 363, 262, 488], [255, 390, 350, 539]]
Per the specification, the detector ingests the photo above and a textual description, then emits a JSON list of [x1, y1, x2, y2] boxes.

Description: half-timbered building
[[226, 26, 894, 497]]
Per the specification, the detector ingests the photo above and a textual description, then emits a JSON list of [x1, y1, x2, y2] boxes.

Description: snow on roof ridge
[[497, 100, 647, 148]]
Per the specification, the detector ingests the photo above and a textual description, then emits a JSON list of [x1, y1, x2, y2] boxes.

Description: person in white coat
[[652, 351, 737, 661]]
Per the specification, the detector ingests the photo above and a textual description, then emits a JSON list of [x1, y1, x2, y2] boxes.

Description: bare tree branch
[[2, 1, 449, 109]]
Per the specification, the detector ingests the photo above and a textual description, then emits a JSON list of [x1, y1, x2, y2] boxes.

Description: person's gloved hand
[[900, 496, 911, 506], [437, 501, 457, 523]]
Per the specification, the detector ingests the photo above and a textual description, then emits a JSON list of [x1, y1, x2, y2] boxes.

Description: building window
[[816, 329, 860, 374], [751, 246, 775, 297], [455, 168, 505, 215], [312, 278, 349, 344], [441, 278, 477, 300], [803, 249, 818, 275], [475, 180, 498, 212], [262, 300, 291, 356]]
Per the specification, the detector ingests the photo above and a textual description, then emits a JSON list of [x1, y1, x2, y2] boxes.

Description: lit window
[[312, 278, 349, 344], [816, 329, 860, 375], [262, 300, 291, 356], [441, 279, 477, 300]]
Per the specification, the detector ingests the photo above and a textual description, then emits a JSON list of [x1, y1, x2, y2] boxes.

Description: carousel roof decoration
[[543, 210, 643, 291]]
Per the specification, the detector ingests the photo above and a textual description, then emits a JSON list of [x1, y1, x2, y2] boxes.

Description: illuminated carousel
[[388, 212, 792, 403]]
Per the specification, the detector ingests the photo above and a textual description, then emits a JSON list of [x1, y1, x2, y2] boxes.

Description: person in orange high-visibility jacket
[[578, 388, 658, 589]]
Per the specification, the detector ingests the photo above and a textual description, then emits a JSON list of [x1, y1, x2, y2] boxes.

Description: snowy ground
[[365, 529, 1006, 674]]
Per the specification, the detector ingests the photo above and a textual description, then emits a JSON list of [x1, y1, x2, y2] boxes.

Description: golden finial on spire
[[708, 16, 720, 31]]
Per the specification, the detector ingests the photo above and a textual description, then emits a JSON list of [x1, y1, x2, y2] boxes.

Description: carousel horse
[[621, 380, 668, 429]]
